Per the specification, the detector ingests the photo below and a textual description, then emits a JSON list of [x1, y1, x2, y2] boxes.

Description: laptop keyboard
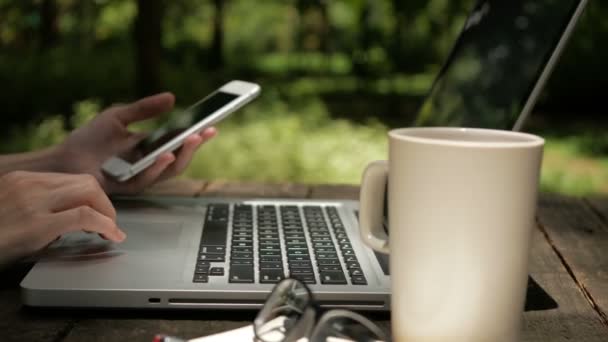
[[193, 203, 368, 286]]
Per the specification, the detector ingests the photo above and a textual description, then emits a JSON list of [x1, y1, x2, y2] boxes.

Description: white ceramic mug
[[359, 127, 544, 342]]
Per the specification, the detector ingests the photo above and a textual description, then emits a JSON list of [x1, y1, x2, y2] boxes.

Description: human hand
[[0, 171, 125, 267], [57, 93, 217, 194]]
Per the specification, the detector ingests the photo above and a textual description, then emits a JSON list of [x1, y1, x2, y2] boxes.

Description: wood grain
[[143, 178, 207, 196], [201, 180, 309, 198], [308, 183, 360, 200], [537, 194, 608, 327], [0, 264, 73, 342], [522, 229, 608, 341]]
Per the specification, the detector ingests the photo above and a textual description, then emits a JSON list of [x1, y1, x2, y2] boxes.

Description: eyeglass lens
[[310, 312, 389, 342]]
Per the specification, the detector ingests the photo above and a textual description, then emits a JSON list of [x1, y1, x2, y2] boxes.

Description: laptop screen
[[413, 0, 582, 130]]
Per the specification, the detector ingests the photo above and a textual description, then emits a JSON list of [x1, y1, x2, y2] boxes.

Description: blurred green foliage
[[1, 0, 607, 195]]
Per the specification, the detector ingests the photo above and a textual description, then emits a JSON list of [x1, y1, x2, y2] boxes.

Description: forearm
[[0, 147, 62, 176]]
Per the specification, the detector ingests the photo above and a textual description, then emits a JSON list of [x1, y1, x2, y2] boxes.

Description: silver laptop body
[[21, 0, 588, 311]]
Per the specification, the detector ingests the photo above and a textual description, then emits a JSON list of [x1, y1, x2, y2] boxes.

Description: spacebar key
[[229, 265, 254, 283]]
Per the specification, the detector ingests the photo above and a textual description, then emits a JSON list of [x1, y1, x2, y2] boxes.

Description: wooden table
[[1, 179, 607, 341]]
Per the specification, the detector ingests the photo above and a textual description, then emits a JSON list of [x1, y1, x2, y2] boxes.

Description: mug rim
[[389, 127, 544, 148]]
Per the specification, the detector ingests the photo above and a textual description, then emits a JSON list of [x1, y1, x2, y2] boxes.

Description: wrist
[[0, 145, 66, 176]]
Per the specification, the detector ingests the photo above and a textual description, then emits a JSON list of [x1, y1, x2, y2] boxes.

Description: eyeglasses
[[253, 278, 390, 342]]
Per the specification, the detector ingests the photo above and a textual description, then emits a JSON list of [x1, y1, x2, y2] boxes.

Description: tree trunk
[[39, 0, 59, 50], [208, 0, 225, 69], [134, 0, 164, 97]]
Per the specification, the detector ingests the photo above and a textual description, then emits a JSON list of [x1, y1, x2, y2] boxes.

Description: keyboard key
[[259, 235, 279, 241], [210, 267, 224, 276], [260, 250, 281, 257], [233, 223, 253, 229], [287, 250, 309, 256], [201, 221, 228, 246], [312, 236, 332, 242], [259, 241, 281, 248], [351, 275, 368, 285], [317, 259, 340, 266], [349, 268, 364, 277], [259, 244, 281, 251], [195, 266, 210, 274], [288, 260, 312, 267], [314, 246, 336, 253], [288, 255, 310, 262], [289, 267, 314, 274], [320, 272, 347, 285], [233, 231, 253, 238], [199, 254, 224, 262], [260, 270, 284, 284], [292, 273, 316, 284], [231, 252, 253, 260], [197, 261, 211, 268], [346, 261, 361, 269], [286, 243, 308, 250], [232, 241, 253, 248], [193, 274, 209, 283], [229, 265, 254, 283], [284, 233, 305, 239], [260, 262, 283, 270], [319, 265, 342, 272], [231, 259, 253, 265], [232, 246, 253, 253], [315, 252, 338, 259], [340, 243, 353, 250], [200, 245, 225, 254], [260, 256, 282, 263], [344, 255, 358, 263]]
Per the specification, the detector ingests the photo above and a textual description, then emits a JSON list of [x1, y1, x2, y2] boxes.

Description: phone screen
[[124, 91, 238, 163]]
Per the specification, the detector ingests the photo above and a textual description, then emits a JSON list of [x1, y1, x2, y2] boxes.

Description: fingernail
[[204, 127, 217, 136], [117, 229, 127, 242]]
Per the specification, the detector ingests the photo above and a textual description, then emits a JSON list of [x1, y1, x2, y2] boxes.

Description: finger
[[157, 135, 202, 181], [199, 126, 218, 141], [47, 207, 126, 242], [115, 92, 175, 125], [50, 174, 117, 220], [119, 153, 176, 194], [158, 127, 217, 181]]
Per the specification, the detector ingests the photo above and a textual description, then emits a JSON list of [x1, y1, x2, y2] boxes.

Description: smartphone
[[102, 80, 261, 182]]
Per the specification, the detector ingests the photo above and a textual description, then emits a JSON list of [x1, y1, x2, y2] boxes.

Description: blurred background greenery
[[1, 0, 607, 195]]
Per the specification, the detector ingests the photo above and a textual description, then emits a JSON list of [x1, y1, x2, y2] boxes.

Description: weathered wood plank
[[201, 180, 309, 198], [0, 264, 74, 342], [308, 183, 359, 200], [536, 194, 608, 327], [522, 228, 608, 341], [143, 178, 207, 197]]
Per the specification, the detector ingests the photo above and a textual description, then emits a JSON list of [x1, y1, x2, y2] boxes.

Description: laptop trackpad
[[119, 219, 183, 250], [34, 218, 191, 288]]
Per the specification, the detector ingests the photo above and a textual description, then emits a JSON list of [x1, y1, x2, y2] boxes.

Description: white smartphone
[[102, 80, 261, 182]]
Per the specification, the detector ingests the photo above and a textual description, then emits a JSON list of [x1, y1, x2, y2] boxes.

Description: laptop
[[21, 0, 588, 311]]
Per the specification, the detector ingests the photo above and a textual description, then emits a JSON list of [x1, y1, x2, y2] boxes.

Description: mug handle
[[359, 160, 390, 254]]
